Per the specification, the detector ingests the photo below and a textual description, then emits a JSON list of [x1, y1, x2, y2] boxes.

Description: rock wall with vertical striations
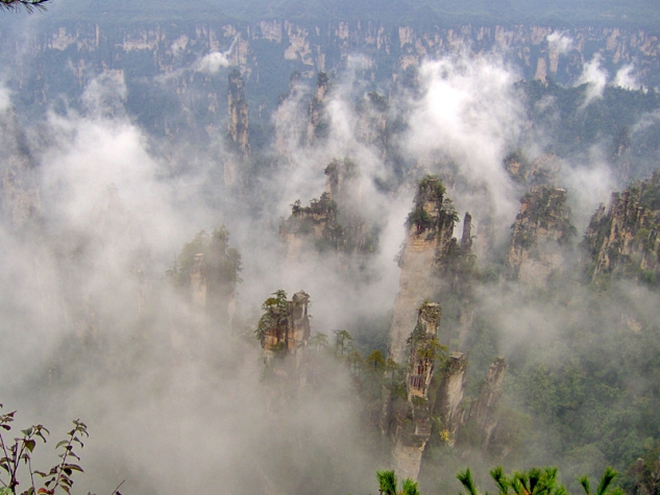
[[390, 302, 442, 481], [507, 186, 576, 286], [389, 176, 458, 362], [465, 356, 507, 451], [225, 68, 251, 185], [280, 158, 375, 259], [0, 106, 40, 233], [432, 351, 467, 447], [583, 171, 660, 285]]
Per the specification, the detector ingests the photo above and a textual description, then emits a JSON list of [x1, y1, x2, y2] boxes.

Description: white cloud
[[404, 53, 524, 243], [547, 31, 573, 54], [563, 155, 616, 233], [0, 85, 10, 112], [613, 64, 642, 90], [195, 51, 231, 74], [577, 53, 608, 107], [81, 70, 128, 117], [194, 37, 237, 74]]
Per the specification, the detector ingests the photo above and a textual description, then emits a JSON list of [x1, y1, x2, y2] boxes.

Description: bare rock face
[[465, 356, 507, 450], [391, 302, 442, 481], [460, 212, 473, 255], [225, 68, 250, 185], [505, 152, 562, 186], [325, 157, 358, 204], [274, 70, 306, 161], [280, 192, 341, 259], [0, 107, 40, 232], [432, 351, 467, 446], [584, 172, 660, 285], [256, 290, 312, 410], [406, 303, 442, 401], [507, 186, 575, 285], [307, 71, 329, 143], [354, 91, 389, 157], [389, 176, 458, 362], [280, 158, 375, 259], [170, 228, 241, 328], [227, 68, 251, 156]]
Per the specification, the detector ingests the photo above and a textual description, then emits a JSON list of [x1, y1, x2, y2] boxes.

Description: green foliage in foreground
[[455, 466, 622, 495], [377, 470, 420, 495], [0, 405, 90, 495], [376, 465, 624, 495]]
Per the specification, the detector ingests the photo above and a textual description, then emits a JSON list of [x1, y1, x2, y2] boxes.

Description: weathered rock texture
[[258, 290, 311, 356], [583, 171, 660, 285], [169, 228, 241, 327], [280, 158, 375, 258], [0, 107, 40, 232], [507, 185, 575, 285], [354, 91, 389, 156], [26, 23, 660, 84], [505, 152, 562, 186], [280, 192, 340, 259], [389, 176, 459, 362], [9, 22, 659, 168], [406, 303, 442, 401], [432, 351, 467, 446], [307, 71, 329, 143], [225, 68, 250, 184], [390, 302, 442, 481], [274, 71, 306, 161], [465, 356, 507, 451]]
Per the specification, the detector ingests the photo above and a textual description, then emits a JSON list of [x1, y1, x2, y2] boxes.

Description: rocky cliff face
[[390, 302, 442, 481], [432, 351, 467, 447], [169, 228, 241, 327], [0, 106, 40, 232], [7, 22, 660, 141], [505, 152, 562, 187], [464, 356, 507, 452], [280, 192, 341, 259], [225, 68, 251, 185], [584, 172, 660, 285], [386, 305, 501, 479], [354, 91, 389, 157], [507, 185, 575, 285], [258, 290, 311, 356], [280, 158, 375, 259], [227, 68, 251, 156], [307, 71, 329, 143], [389, 176, 460, 362]]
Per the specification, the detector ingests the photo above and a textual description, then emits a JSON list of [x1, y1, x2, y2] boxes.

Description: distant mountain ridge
[[8, 0, 660, 27]]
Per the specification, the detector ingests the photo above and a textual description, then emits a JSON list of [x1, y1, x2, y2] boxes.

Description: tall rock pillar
[[225, 68, 250, 185], [389, 176, 455, 362], [390, 302, 442, 481]]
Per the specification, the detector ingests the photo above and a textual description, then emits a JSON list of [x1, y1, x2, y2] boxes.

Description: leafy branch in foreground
[[0, 404, 112, 495], [0, 406, 49, 494], [34, 420, 88, 495]]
